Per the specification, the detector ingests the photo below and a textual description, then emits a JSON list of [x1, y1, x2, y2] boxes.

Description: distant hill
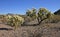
[[54, 9, 60, 15]]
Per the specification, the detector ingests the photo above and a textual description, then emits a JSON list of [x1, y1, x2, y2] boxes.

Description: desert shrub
[[26, 8, 53, 25], [37, 8, 52, 24], [26, 8, 37, 21], [3, 15, 24, 30]]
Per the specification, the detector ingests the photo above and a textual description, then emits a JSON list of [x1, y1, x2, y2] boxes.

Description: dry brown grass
[[44, 15, 60, 23], [52, 15, 60, 20]]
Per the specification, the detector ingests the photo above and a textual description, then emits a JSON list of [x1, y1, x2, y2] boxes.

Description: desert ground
[[0, 20, 60, 37]]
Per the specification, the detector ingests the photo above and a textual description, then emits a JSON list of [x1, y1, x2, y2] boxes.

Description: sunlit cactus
[[3, 15, 24, 30], [26, 10, 31, 16], [26, 8, 52, 24], [31, 8, 37, 19], [26, 8, 37, 21], [37, 8, 52, 24]]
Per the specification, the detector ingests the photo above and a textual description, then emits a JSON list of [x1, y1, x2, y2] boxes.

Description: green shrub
[[4, 15, 24, 30]]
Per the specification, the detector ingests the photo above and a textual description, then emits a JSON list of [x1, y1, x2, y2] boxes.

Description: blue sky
[[0, 0, 60, 14]]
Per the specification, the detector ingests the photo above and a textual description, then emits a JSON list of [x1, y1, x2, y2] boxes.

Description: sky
[[0, 0, 60, 14]]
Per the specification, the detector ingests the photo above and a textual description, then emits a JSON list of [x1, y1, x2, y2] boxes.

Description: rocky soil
[[0, 22, 60, 37]]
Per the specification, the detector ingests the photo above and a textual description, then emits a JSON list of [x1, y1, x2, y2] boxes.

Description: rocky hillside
[[54, 9, 60, 15]]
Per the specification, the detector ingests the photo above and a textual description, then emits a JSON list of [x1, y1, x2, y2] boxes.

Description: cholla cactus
[[37, 8, 52, 24], [4, 15, 24, 30], [26, 8, 37, 21]]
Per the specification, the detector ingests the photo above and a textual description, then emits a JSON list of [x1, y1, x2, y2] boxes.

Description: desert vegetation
[[0, 8, 60, 30], [0, 8, 60, 37]]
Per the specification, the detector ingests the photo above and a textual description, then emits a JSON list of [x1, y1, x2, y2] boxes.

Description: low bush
[[2, 15, 24, 30]]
